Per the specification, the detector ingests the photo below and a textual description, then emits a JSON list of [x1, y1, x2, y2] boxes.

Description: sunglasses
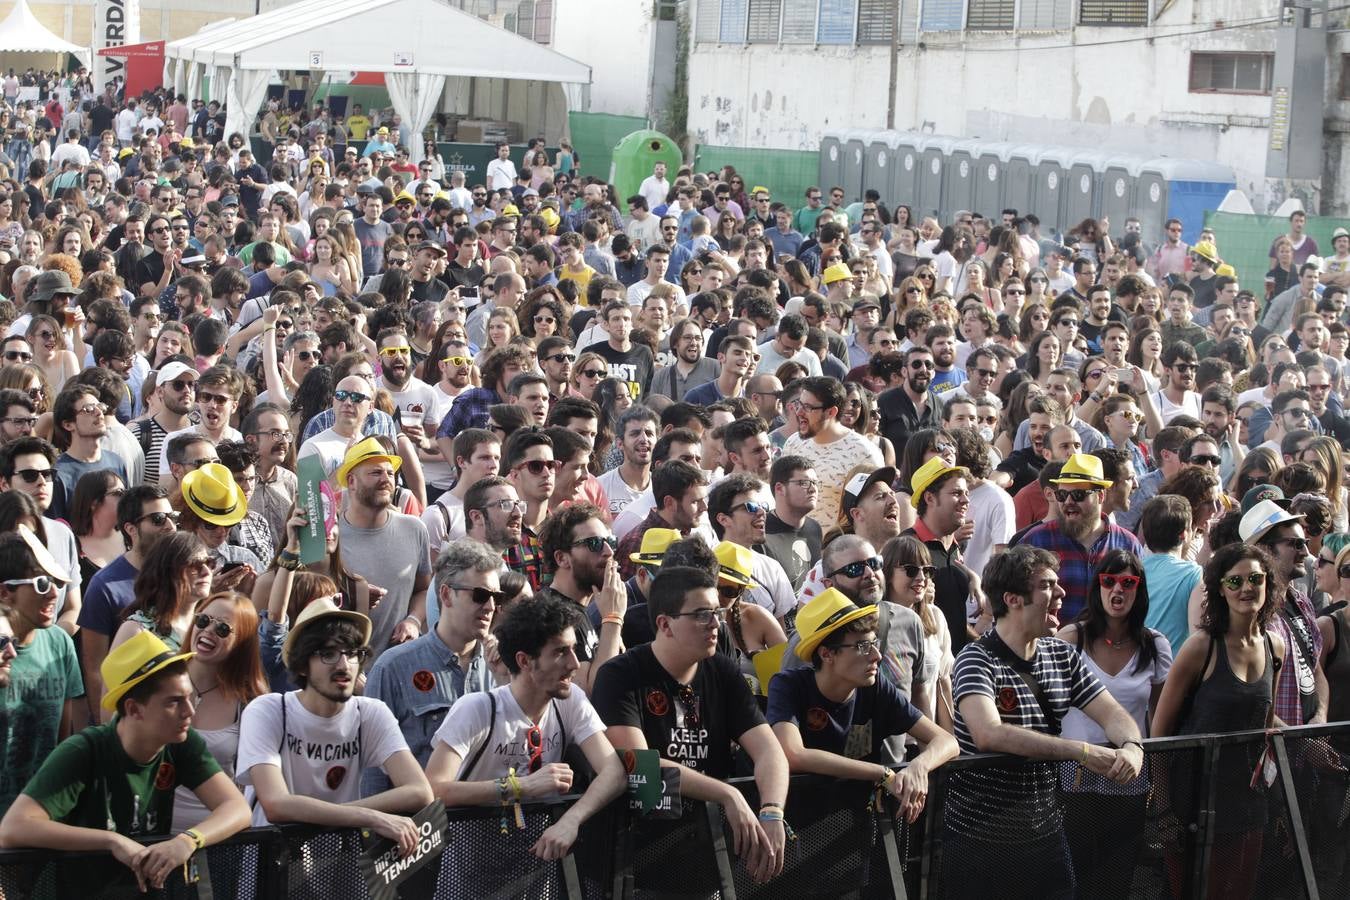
[[198, 391, 232, 407], [1221, 572, 1266, 591], [378, 345, 411, 356], [909, 360, 935, 370], [1339, 564, 1350, 580], [1099, 573, 1140, 591], [444, 355, 472, 367], [450, 584, 505, 605], [2, 349, 31, 362], [717, 584, 747, 602], [573, 535, 618, 553], [732, 501, 767, 516], [194, 613, 233, 638], [897, 564, 937, 580], [333, 389, 371, 404], [2, 575, 57, 594], [513, 459, 561, 476], [545, 353, 576, 364], [1188, 454, 1222, 468], [580, 369, 607, 379], [12, 467, 51, 484], [137, 510, 181, 527], [1054, 488, 1101, 503], [829, 556, 883, 579], [1280, 537, 1310, 553]]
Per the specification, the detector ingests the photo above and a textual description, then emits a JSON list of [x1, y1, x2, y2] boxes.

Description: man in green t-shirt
[[0, 525, 85, 816], [0, 630, 251, 892]]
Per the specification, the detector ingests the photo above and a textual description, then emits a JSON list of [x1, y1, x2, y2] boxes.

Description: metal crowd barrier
[[2, 722, 1346, 899]]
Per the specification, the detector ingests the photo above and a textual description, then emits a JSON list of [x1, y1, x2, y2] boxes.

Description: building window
[[920, 0, 963, 31], [1018, 0, 1070, 30], [967, 0, 1013, 30], [1079, 0, 1147, 26], [720, 0, 748, 41], [857, 0, 895, 42], [655, 0, 679, 20], [1189, 52, 1274, 95], [747, 0, 782, 41], [817, 0, 857, 44], [695, 0, 721, 42], [780, 0, 818, 41], [1341, 53, 1350, 99]]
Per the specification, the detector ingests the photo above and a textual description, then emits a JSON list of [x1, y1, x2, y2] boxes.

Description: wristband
[[759, 801, 784, 813], [601, 613, 624, 626], [1121, 739, 1143, 752], [183, 828, 205, 851], [1080, 742, 1091, 764], [758, 810, 784, 822], [402, 615, 423, 631]]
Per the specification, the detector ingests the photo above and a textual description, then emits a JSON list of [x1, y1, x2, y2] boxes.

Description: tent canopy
[[163, 0, 590, 83], [0, 0, 89, 62]]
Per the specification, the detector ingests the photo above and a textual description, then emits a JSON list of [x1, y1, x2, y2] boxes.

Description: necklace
[[189, 675, 219, 702], [1101, 633, 1132, 649]]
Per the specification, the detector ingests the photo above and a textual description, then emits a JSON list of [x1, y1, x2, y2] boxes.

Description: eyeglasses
[[186, 557, 216, 575], [828, 556, 883, 579], [333, 389, 371, 404], [897, 564, 937, 581], [1, 415, 36, 428], [2, 575, 56, 594], [1099, 573, 1140, 591], [450, 584, 506, 605], [1280, 537, 1310, 553], [2, 349, 31, 362], [315, 646, 373, 665], [732, 501, 767, 516], [12, 467, 51, 484], [194, 613, 233, 638], [572, 535, 618, 553], [137, 511, 181, 527], [787, 478, 819, 490], [444, 355, 472, 367], [378, 345, 411, 356], [1054, 488, 1101, 503], [480, 498, 527, 515], [1339, 564, 1350, 580], [75, 403, 107, 418], [1188, 454, 1222, 468], [513, 459, 561, 476], [830, 638, 881, 657], [668, 607, 724, 628], [580, 369, 606, 379], [1221, 572, 1266, 591], [186, 457, 220, 469]]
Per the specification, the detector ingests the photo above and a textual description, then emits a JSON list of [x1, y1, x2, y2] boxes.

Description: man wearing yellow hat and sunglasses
[[0, 629, 250, 892], [767, 588, 957, 823]]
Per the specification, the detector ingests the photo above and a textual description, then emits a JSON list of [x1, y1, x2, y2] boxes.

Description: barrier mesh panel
[[627, 800, 726, 899], [432, 806, 566, 900]]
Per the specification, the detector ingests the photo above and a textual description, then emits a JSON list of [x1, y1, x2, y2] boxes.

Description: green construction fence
[[567, 112, 648, 181], [1205, 211, 1350, 298], [693, 145, 820, 205]]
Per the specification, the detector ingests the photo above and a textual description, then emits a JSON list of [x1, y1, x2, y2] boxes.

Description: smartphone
[[1114, 368, 1133, 380], [218, 560, 246, 574], [460, 286, 481, 308]]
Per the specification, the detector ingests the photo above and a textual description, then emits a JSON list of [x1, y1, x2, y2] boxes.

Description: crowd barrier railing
[[2, 722, 1347, 899]]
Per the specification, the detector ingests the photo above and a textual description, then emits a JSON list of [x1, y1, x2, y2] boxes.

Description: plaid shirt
[[1270, 588, 1323, 725], [504, 524, 550, 592], [1021, 518, 1145, 623], [229, 510, 276, 566], [301, 407, 399, 443], [435, 386, 499, 439]]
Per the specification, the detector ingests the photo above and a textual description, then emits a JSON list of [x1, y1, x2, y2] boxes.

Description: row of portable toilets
[[820, 129, 1237, 243]]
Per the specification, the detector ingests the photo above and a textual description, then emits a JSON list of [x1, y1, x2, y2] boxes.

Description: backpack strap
[[980, 630, 1063, 736], [458, 691, 496, 782]]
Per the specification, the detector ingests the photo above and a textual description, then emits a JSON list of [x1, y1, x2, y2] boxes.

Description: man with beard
[[536, 336, 575, 402], [1303, 365, 1350, 447], [1022, 454, 1144, 624], [236, 598, 433, 852], [878, 346, 945, 459], [597, 406, 657, 520], [926, 325, 968, 395], [242, 404, 298, 544], [336, 439, 433, 659], [782, 376, 883, 530], [0, 526, 82, 815], [363, 540, 499, 794], [407, 240, 450, 303], [536, 504, 627, 694], [426, 596, 626, 868], [651, 318, 719, 401], [997, 396, 1066, 498], [375, 329, 443, 495], [1012, 423, 1081, 530], [463, 475, 523, 559], [50, 385, 126, 521], [1243, 500, 1329, 726], [685, 333, 755, 405], [709, 474, 796, 622], [436, 345, 533, 437], [614, 460, 709, 579]]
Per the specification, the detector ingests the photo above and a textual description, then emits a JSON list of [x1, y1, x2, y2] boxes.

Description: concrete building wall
[[552, 0, 655, 118], [686, 0, 1346, 213]]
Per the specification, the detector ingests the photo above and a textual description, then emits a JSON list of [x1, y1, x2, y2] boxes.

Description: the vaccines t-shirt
[[236, 692, 409, 826]]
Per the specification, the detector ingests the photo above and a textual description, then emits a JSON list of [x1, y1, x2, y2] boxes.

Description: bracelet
[[402, 615, 423, 631], [274, 551, 302, 572], [1080, 742, 1091, 764], [758, 801, 784, 813], [758, 810, 784, 822], [262, 325, 276, 332], [601, 613, 624, 626], [1121, 739, 1144, 752], [182, 828, 205, 851]]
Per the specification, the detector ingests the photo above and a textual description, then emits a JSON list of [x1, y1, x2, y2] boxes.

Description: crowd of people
[[0, 80, 1343, 898]]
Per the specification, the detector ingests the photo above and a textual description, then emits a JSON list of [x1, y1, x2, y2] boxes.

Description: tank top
[[1179, 634, 1274, 737], [172, 709, 242, 830], [1321, 612, 1350, 726]]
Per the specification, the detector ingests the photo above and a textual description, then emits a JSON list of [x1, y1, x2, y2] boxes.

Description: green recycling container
[[609, 130, 683, 205]]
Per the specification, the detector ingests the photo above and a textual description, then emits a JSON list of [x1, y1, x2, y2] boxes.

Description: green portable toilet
[[609, 130, 683, 204]]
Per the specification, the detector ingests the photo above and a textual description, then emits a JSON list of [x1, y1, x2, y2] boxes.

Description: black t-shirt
[[134, 252, 167, 291], [765, 668, 921, 762], [1191, 273, 1218, 309], [236, 163, 267, 214], [591, 643, 765, 778], [23, 183, 43, 215], [535, 585, 599, 663], [410, 276, 450, 304], [444, 261, 485, 290], [583, 340, 654, 396], [90, 105, 114, 134]]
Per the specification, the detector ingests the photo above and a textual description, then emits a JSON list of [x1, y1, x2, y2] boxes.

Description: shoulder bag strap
[[980, 632, 1063, 736], [458, 691, 496, 782]]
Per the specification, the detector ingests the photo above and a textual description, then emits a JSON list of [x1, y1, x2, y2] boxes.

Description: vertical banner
[[92, 0, 141, 95]]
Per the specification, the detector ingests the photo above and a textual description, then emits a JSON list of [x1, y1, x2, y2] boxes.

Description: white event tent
[[162, 0, 590, 162], [0, 0, 90, 69]]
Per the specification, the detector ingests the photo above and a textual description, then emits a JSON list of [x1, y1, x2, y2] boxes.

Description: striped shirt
[[950, 634, 1104, 840]]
